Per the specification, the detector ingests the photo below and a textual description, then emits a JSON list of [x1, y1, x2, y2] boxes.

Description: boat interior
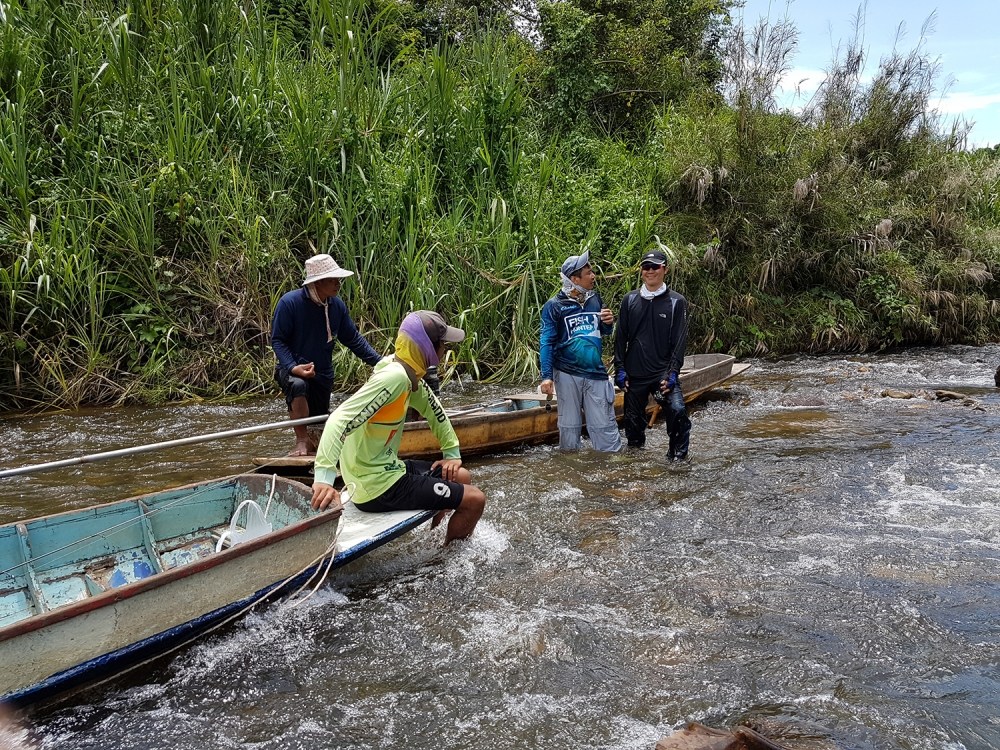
[[0, 475, 314, 628]]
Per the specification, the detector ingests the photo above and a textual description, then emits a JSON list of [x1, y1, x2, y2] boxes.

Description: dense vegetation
[[1, 0, 999, 410]]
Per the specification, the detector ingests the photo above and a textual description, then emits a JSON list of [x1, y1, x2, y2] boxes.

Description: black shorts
[[357, 460, 465, 513], [275, 365, 331, 416]]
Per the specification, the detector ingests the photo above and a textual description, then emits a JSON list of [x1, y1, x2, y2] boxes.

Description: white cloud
[[935, 92, 1000, 147], [778, 67, 827, 101], [949, 69, 989, 86], [936, 90, 1000, 115]]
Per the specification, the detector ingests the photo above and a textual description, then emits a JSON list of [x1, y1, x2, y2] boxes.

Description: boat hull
[[1, 519, 335, 704], [251, 354, 750, 468]]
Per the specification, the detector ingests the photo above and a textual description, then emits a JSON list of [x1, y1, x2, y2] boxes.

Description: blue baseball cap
[[560, 250, 590, 278]]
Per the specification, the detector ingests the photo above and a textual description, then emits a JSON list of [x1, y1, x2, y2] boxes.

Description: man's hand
[[292, 362, 316, 379], [599, 307, 614, 325], [540, 379, 555, 396], [311, 482, 342, 511], [615, 370, 628, 392], [660, 371, 678, 392], [431, 458, 463, 482]]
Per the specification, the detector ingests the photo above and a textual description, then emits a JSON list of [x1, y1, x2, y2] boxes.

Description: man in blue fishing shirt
[[539, 250, 621, 451], [271, 254, 382, 456]]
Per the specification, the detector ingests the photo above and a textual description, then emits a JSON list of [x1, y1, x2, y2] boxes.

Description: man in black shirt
[[613, 246, 692, 459]]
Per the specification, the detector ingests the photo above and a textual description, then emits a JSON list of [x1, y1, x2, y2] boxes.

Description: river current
[[1, 346, 999, 750]]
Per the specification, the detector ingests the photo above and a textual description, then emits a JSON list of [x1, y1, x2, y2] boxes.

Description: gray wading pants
[[553, 370, 623, 452]]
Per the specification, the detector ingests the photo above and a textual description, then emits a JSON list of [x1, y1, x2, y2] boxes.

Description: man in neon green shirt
[[311, 311, 486, 543]]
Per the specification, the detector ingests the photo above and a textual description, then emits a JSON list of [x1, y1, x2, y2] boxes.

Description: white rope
[[262, 474, 278, 518], [75, 519, 344, 693], [281, 539, 339, 609], [282, 485, 352, 608]]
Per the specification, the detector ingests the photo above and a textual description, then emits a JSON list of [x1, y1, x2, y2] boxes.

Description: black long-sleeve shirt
[[613, 288, 688, 383]]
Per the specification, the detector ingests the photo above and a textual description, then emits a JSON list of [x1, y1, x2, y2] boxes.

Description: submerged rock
[[655, 723, 792, 750], [932, 390, 984, 410], [933, 389, 965, 401], [880, 389, 983, 410], [880, 388, 917, 399], [779, 396, 827, 407]]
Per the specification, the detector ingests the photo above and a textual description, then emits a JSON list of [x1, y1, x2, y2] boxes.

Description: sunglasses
[[640, 262, 664, 271]]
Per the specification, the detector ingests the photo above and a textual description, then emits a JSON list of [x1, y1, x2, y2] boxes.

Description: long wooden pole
[[0, 399, 517, 480], [441, 400, 509, 418], [0, 415, 331, 479]]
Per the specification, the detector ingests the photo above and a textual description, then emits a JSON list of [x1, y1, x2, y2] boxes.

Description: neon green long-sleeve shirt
[[313, 357, 461, 504]]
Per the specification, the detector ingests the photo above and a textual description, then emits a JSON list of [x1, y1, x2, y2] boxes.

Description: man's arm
[[664, 295, 688, 378], [271, 296, 303, 373], [409, 380, 461, 460], [414, 385, 464, 483], [539, 300, 559, 381], [332, 299, 382, 366], [596, 293, 614, 336]]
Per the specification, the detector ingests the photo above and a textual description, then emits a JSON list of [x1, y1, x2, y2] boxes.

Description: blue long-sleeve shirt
[[539, 291, 613, 381], [271, 288, 381, 388]]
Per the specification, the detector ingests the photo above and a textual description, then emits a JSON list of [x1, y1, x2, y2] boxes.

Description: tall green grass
[[654, 13, 1000, 355], [0, 0, 998, 410]]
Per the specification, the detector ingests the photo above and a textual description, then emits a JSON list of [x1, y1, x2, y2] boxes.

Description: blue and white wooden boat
[[0, 473, 431, 706]]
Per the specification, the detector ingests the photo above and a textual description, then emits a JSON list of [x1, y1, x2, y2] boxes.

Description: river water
[[2, 346, 999, 750]]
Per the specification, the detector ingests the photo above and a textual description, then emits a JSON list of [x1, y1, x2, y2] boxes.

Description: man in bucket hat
[[613, 240, 691, 460], [311, 310, 486, 544], [538, 249, 621, 452], [271, 253, 382, 456]]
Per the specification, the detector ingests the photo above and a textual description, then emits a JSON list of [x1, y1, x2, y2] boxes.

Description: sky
[[735, 0, 1000, 148]]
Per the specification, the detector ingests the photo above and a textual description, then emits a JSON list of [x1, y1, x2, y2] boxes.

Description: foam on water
[[13, 345, 1000, 749], [875, 458, 1000, 544]]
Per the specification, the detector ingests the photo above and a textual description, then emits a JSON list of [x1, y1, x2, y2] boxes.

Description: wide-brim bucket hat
[[302, 254, 354, 285]]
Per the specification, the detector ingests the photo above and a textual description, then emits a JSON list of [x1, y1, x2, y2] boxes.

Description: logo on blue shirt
[[564, 312, 600, 339]]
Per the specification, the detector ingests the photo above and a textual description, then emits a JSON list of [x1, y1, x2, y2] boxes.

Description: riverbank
[[2, 1, 1000, 411]]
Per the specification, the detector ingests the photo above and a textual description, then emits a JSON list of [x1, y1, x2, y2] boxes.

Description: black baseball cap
[[640, 249, 667, 266]]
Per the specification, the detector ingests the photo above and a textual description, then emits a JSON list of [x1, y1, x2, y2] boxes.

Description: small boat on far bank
[[254, 353, 750, 467], [0, 473, 432, 706]]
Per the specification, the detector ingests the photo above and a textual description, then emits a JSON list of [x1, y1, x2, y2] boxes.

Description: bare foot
[[288, 441, 312, 457]]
